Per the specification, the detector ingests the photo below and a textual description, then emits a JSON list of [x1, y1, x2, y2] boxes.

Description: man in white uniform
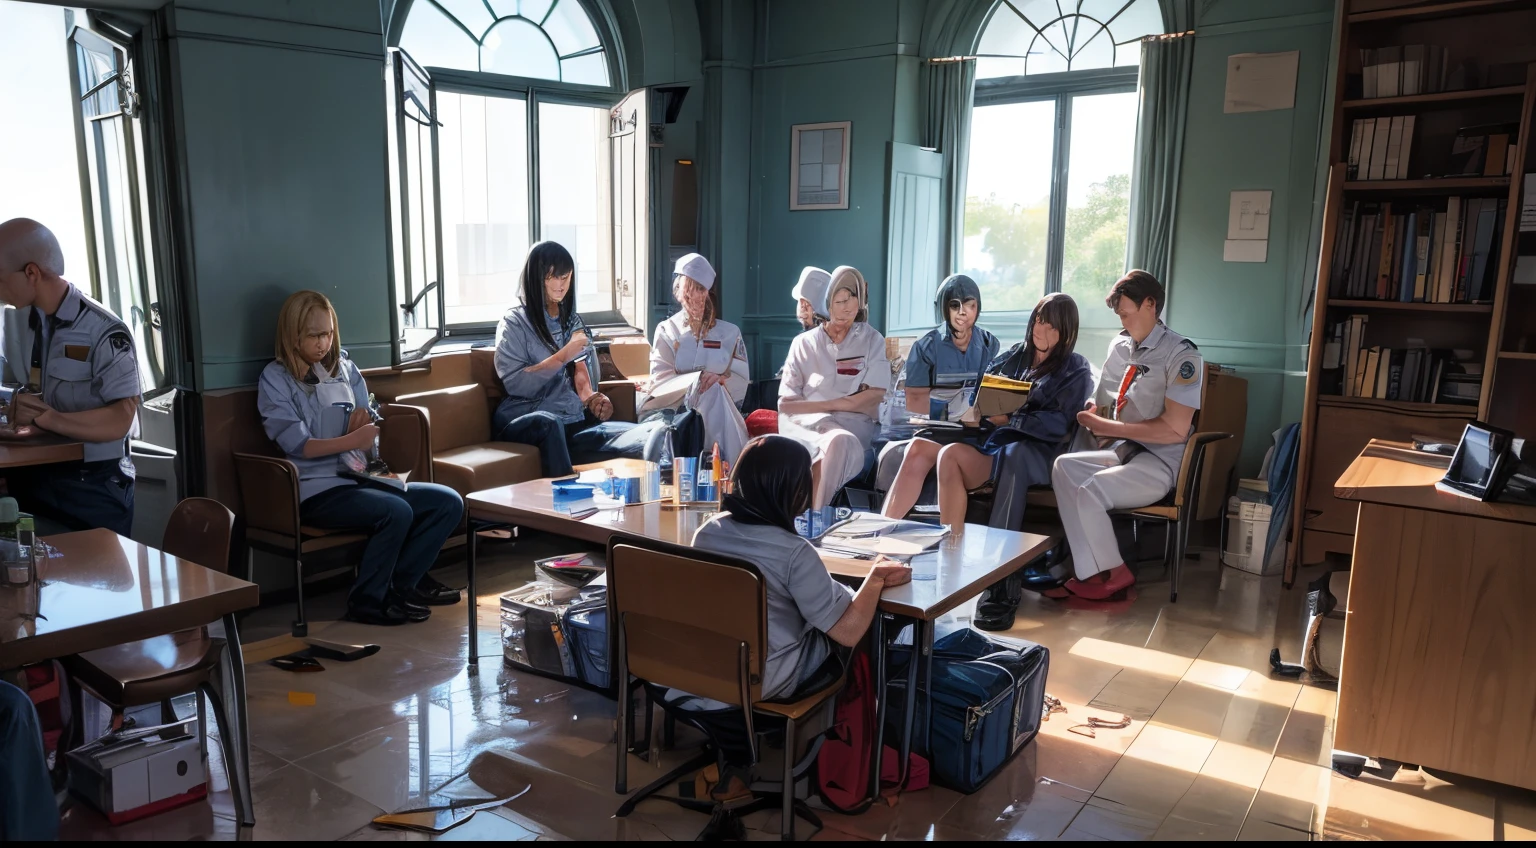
[[644, 253, 751, 462], [778, 266, 889, 509], [1049, 270, 1203, 601]]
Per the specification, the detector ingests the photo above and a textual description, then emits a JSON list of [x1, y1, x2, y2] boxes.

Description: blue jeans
[[300, 481, 464, 608], [494, 410, 639, 477], [0, 682, 56, 841], [8, 459, 134, 537]]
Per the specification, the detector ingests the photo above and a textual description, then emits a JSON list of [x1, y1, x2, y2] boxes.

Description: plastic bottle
[[15, 513, 34, 586], [657, 418, 675, 503], [0, 497, 22, 585]]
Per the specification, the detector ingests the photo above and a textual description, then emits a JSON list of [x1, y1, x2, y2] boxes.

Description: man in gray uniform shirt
[[0, 219, 142, 536], [1049, 270, 1202, 601]]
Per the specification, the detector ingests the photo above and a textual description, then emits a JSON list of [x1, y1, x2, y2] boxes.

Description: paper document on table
[[820, 535, 935, 558], [828, 513, 940, 538]]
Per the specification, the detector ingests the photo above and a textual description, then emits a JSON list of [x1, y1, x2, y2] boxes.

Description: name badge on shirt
[[835, 356, 864, 376], [702, 339, 722, 349], [64, 344, 90, 362]]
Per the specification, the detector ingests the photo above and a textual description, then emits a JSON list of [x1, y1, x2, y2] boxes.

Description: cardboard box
[[604, 338, 651, 379], [1195, 364, 1248, 521], [67, 719, 207, 825]]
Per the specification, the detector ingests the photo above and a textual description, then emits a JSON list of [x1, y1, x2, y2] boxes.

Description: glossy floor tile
[[54, 540, 1529, 841]]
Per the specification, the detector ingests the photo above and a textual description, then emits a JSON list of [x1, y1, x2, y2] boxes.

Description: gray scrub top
[[692, 514, 853, 700], [494, 305, 599, 426], [1093, 322, 1204, 473], [257, 352, 369, 502], [0, 283, 142, 465]]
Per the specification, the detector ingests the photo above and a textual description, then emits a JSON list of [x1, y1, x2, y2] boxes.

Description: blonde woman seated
[[641, 253, 750, 463], [777, 266, 889, 509], [880, 293, 1092, 530]]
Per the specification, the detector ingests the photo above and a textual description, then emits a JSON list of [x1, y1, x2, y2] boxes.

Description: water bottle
[[648, 410, 676, 503], [0, 498, 23, 586]]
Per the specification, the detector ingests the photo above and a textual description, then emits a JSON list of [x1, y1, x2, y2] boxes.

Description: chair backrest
[[162, 496, 237, 574], [397, 384, 493, 451], [607, 534, 768, 708]]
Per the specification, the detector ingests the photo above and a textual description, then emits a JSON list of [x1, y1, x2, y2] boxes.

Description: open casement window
[[607, 88, 648, 328], [68, 25, 164, 390], [387, 50, 445, 362]]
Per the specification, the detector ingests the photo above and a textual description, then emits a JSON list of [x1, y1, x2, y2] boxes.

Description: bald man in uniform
[[0, 218, 142, 536]]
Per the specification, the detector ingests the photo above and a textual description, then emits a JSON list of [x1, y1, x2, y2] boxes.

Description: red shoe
[[1062, 565, 1135, 601], [1039, 587, 1070, 599]]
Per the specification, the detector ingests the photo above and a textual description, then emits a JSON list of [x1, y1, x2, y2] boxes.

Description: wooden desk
[[0, 434, 83, 469], [1333, 440, 1536, 792], [0, 529, 261, 824]]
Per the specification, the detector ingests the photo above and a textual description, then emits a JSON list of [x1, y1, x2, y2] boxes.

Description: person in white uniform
[[643, 253, 751, 463], [790, 266, 830, 331], [1048, 271, 1203, 601], [778, 266, 890, 509]]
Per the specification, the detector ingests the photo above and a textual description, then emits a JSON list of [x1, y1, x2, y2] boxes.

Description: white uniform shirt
[[779, 322, 890, 410], [1093, 322, 1204, 473], [650, 312, 750, 406]]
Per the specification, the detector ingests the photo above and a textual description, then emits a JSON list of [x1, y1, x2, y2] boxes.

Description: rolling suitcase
[[562, 591, 611, 691]]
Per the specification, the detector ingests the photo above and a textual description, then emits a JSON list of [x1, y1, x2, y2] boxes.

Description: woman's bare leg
[[810, 458, 822, 510], [936, 443, 996, 528], [881, 438, 942, 518]]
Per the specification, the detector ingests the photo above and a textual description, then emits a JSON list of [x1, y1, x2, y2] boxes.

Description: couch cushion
[[432, 443, 543, 496], [397, 384, 492, 451]]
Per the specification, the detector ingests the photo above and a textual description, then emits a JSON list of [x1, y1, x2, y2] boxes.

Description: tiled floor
[[55, 532, 1536, 841]]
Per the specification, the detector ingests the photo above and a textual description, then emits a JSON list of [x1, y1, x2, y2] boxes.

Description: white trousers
[[1051, 449, 1175, 581], [690, 383, 749, 468], [780, 412, 877, 509]]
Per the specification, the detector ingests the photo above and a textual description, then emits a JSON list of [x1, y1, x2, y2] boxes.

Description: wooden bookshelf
[[1327, 298, 1493, 311], [1342, 176, 1509, 193], [1287, 0, 1536, 585], [1342, 84, 1526, 112]]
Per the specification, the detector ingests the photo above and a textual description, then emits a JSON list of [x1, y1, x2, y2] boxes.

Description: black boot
[[974, 571, 1024, 631]]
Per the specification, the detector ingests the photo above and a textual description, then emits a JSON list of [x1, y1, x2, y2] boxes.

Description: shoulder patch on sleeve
[[1173, 352, 1203, 386], [106, 330, 135, 354]]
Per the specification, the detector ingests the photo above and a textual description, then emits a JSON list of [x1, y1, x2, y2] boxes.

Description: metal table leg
[[919, 618, 935, 756], [467, 519, 480, 672], [216, 612, 255, 826], [896, 617, 921, 772], [868, 611, 886, 803]]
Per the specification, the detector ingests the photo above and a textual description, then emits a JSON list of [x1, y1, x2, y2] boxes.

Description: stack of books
[[1347, 116, 1415, 180], [1328, 196, 1508, 303], [1321, 316, 1482, 404], [1446, 124, 1520, 177], [1359, 45, 1450, 98]]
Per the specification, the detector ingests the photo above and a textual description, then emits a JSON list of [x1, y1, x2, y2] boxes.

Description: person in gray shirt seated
[[674, 435, 911, 805], [492, 241, 638, 477]]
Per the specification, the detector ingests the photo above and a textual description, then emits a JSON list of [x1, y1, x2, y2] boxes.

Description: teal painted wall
[[1165, 0, 1336, 473], [742, 0, 924, 378]]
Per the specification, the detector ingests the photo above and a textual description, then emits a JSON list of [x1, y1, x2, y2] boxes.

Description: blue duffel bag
[[562, 591, 611, 692], [891, 627, 1049, 793]]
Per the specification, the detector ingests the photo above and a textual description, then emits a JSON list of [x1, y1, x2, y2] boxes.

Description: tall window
[[389, 0, 635, 359], [963, 0, 1162, 325]]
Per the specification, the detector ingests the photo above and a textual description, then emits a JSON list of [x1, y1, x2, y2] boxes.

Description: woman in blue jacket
[[492, 241, 637, 477]]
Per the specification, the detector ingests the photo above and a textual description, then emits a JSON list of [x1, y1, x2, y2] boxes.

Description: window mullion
[[1045, 94, 1071, 294], [528, 92, 540, 245], [429, 81, 446, 338]]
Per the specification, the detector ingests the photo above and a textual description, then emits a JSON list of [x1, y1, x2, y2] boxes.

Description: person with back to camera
[[0, 218, 142, 536], [1048, 270, 1203, 601], [777, 266, 889, 510], [492, 241, 638, 477], [258, 290, 464, 626], [641, 253, 750, 464], [666, 434, 910, 814], [790, 266, 830, 331]]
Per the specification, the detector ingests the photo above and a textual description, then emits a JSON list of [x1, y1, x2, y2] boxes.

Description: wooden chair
[[233, 403, 426, 636], [1020, 429, 1234, 601], [608, 535, 845, 841], [60, 497, 254, 825]]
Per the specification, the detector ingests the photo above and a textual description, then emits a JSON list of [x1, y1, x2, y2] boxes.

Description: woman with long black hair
[[492, 241, 637, 476]]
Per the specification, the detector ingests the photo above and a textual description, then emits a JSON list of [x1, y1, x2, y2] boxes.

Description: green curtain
[[1127, 31, 1195, 289], [924, 58, 977, 278]]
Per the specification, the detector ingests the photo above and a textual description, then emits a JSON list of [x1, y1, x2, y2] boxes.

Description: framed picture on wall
[[789, 121, 851, 211]]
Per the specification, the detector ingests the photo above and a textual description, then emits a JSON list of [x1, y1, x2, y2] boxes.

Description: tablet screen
[[1443, 423, 1509, 499]]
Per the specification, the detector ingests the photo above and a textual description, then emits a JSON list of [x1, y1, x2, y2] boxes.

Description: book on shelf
[[1324, 326, 1481, 404], [1360, 45, 1448, 98], [1348, 116, 1414, 180], [1328, 195, 1505, 303], [1447, 123, 1519, 177]]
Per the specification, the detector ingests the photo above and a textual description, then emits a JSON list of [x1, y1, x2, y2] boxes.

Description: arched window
[[961, 1, 1163, 331], [388, 0, 645, 361], [400, 0, 611, 86]]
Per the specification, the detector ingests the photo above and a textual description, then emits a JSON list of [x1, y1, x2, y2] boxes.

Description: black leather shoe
[[393, 596, 431, 622], [974, 600, 1018, 632], [419, 573, 465, 594], [401, 583, 461, 606], [345, 603, 409, 627]]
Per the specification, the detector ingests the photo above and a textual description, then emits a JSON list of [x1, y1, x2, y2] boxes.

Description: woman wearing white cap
[[791, 266, 831, 331], [639, 253, 751, 463], [778, 265, 890, 509]]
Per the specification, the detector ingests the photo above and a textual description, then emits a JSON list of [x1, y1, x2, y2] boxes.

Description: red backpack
[[815, 650, 929, 813]]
